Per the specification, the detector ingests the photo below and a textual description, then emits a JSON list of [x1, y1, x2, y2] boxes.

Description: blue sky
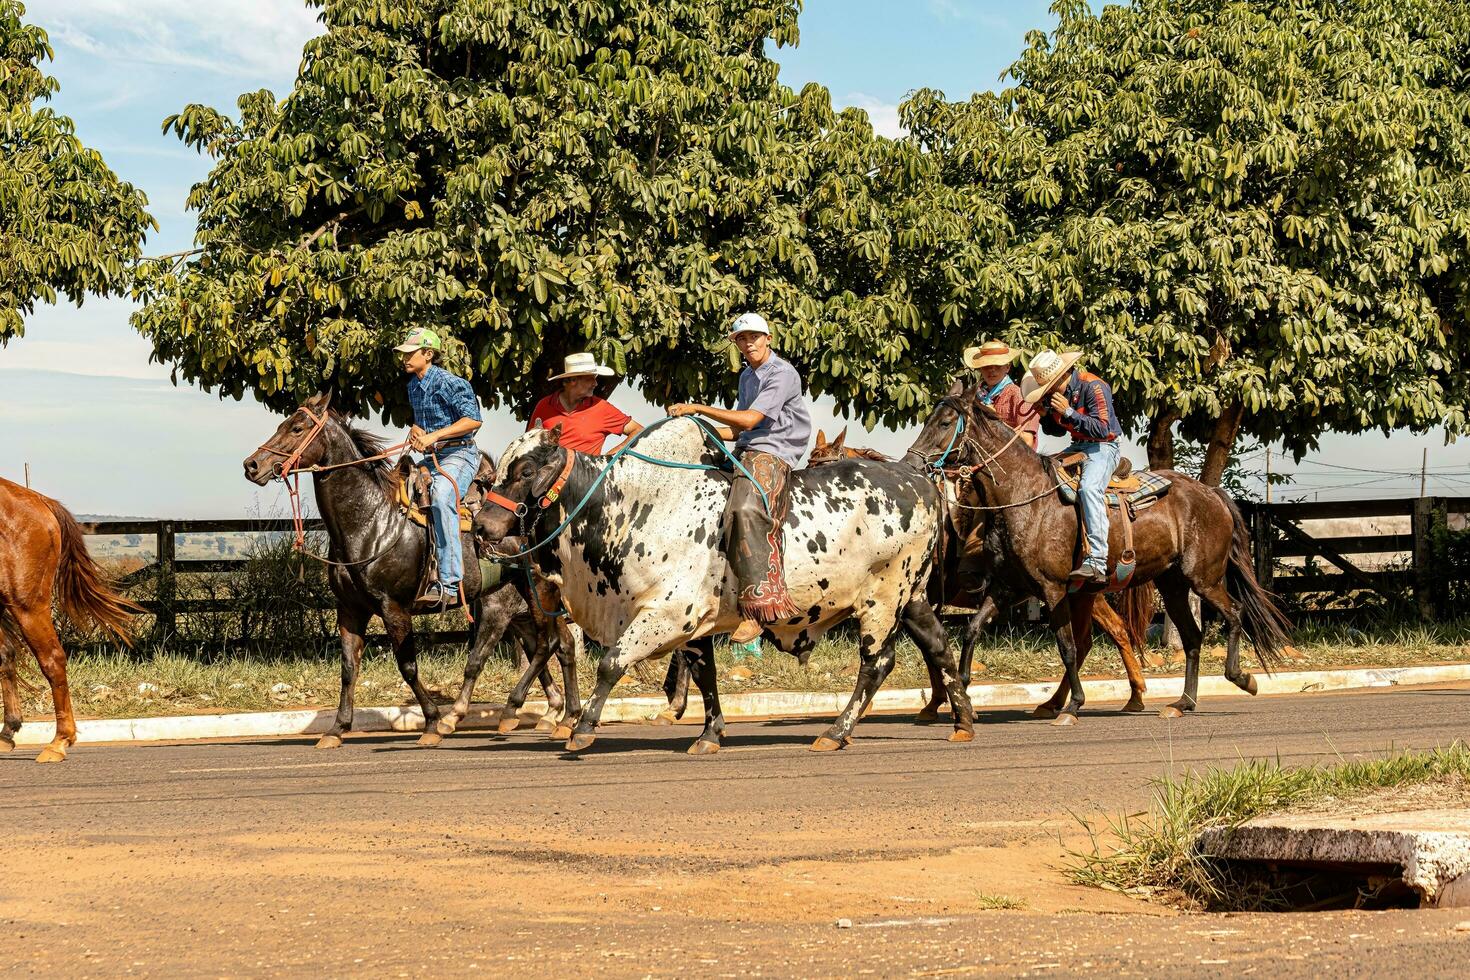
[[2, 0, 1462, 517]]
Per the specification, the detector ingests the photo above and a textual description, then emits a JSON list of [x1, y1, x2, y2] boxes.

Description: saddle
[[393, 452, 497, 532], [1052, 453, 1171, 512], [1050, 453, 1172, 594]]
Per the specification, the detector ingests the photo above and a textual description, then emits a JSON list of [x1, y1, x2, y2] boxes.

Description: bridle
[[912, 396, 1062, 512]]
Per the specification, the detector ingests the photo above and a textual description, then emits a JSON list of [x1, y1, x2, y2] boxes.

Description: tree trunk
[[1198, 400, 1245, 488], [1147, 408, 1179, 470]]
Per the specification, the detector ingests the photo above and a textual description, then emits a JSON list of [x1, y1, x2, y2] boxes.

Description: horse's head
[[810, 427, 849, 466], [242, 392, 335, 485], [473, 423, 568, 550], [906, 379, 989, 469]]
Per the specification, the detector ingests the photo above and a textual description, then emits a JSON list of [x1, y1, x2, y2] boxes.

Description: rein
[[916, 397, 1064, 512]]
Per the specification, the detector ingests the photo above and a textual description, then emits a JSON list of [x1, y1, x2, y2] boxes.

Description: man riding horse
[[963, 340, 1039, 448], [668, 312, 812, 644], [396, 327, 483, 608], [1021, 349, 1122, 585]]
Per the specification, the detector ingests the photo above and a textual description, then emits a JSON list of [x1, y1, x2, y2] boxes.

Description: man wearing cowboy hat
[[397, 326, 484, 606], [529, 352, 644, 454], [669, 311, 811, 643], [1022, 349, 1122, 584], [963, 340, 1040, 448]]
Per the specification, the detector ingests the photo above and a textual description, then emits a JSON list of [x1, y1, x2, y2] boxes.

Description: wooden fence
[[80, 496, 1470, 644]]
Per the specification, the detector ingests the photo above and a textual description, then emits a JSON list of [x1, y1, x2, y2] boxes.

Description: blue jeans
[[1070, 439, 1121, 573], [417, 445, 479, 589]]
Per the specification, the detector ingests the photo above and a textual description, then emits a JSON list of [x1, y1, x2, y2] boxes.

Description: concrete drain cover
[[1199, 809, 1470, 909]]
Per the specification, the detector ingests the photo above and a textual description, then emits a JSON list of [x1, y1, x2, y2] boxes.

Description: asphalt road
[[1, 683, 1467, 977]]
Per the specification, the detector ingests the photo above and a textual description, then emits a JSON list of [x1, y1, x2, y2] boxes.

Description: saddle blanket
[[1057, 470, 1172, 510]]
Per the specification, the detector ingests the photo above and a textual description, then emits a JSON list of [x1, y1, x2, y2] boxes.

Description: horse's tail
[[1214, 489, 1291, 672], [1117, 582, 1155, 651], [44, 497, 141, 646]]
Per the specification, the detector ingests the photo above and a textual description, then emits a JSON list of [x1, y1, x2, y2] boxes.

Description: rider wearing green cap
[[396, 327, 483, 606]]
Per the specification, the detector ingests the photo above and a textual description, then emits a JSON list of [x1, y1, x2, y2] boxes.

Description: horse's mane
[[339, 414, 395, 476]]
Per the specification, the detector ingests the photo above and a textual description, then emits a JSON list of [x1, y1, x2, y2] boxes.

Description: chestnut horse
[[908, 382, 1290, 723], [0, 478, 139, 762], [811, 429, 1152, 715]]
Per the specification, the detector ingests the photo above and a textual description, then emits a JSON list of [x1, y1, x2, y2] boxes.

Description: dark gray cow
[[475, 419, 974, 754]]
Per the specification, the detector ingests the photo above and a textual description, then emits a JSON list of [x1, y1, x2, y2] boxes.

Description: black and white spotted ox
[[475, 419, 974, 755]]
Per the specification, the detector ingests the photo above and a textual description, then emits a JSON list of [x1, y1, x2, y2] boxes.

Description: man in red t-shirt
[[528, 352, 643, 454]]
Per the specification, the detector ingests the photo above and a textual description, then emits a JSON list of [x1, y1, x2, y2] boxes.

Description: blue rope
[[931, 412, 965, 471], [489, 414, 769, 563]]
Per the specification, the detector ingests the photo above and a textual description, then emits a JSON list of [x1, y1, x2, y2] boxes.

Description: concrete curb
[[12, 662, 1470, 747]]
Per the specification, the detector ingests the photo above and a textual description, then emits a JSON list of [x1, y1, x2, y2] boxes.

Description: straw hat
[[963, 340, 1020, 370], [1020, 350, 1083, 404], [548, 352, 616, 382]]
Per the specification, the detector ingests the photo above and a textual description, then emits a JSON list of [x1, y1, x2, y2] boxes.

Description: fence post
[[156, 520, 176, 637], [1412, 496, 1446, 622], [1249, 501, 1274, 591]]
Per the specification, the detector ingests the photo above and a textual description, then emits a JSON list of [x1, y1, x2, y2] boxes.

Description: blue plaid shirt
[[407, 365, 482, 434]]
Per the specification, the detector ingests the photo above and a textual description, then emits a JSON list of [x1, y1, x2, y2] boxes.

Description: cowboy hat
[[548, 352, 616, 382], [963, 340, 1020, 370], [1020, 350, 1083, 404]]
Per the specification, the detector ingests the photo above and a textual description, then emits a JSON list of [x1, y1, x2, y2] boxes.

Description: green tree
[[905, 0, 1470, 483], [0, 0, 154, 340], [133, 0, 934, 427]]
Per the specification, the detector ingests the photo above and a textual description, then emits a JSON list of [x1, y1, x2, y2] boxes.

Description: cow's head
[[474, 423, 568, 551]]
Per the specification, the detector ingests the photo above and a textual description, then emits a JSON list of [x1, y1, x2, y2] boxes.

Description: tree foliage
[[134, 0, 938, 426], [903, 0, 1470, 481], [0, 0, 154, 340]]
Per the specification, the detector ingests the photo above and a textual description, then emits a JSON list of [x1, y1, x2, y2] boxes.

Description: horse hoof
[[316, 734, 343, 750], [1244, 674, 1259, 696], [534, 716, 558, 734], [948, 729, 974, 743], [497, 715, 521, 735], [687, 739, 721, 756], [809, 736, 845, 752], [1159, 706, 1184, 720], [35, 746, 67, 764], [1121, 698, 1146, 713], [1031, 705, 1060, 720], [552, 724, 574, 741], [1051, 713, 1078, 728], [914, 707, 940, 723], [435, 716, 459, 736], [417, 731, 442, 748], [565, 732, 596, 752], [0, 735, 14, 753], [647, 709, 677, 727]]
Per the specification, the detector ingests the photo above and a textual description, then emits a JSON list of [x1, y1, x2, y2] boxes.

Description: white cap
[[728, 312, 771, 338]]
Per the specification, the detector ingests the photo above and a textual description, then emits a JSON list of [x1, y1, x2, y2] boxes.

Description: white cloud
[[839, 93, 906, 139], [39, 0, 323, 80]]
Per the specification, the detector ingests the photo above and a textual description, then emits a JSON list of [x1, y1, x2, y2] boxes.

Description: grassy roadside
[[1066, 742, 1470, 910], [17, 617, 1470, 719]]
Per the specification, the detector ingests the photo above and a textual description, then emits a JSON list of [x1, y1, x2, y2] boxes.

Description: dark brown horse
[[908, 382, 1290, 724], [0, 478, 140, 762], [243, 394, 574, 748], [811, 428, 1152, 715]]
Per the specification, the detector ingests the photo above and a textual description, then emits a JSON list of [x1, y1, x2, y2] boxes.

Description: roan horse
[[242, 394, 573, 748], [0, 477, 140, 762], [811, 428, 1152, 716], [475, 419, 974, 754], [908, 382, 1290, 723]]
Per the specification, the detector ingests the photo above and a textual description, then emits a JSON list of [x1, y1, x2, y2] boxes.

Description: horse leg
[[13, 606, 74, 763], [1036, 590, 1086, 725], [381, 604, 442, 746], [439, 589, 520, 736], [495, 613, 554, 735], [1051, 593, 1094, 726], [1094, 598, 1147, 712], [813, 628, 899, 751], [685, 638, 725, 756], [904, 597, 974, 741], [1157, 576, 1204, 718], [1197, 580, 1256, 696], [1032, 589, 1072, 719], [549, 619, 582, 740], [0, 635, 21, 752], [319, 605, 369, 749]]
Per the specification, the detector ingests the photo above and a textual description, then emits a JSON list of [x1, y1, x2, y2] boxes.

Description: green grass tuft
[[1066, 742, 1470, 909]]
